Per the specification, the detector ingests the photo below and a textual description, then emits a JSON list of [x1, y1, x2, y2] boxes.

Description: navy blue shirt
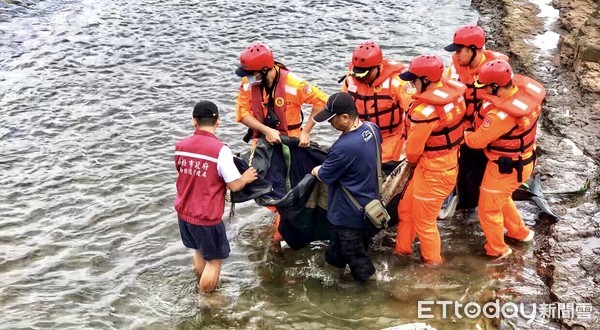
[[318, 122, 382, 229]]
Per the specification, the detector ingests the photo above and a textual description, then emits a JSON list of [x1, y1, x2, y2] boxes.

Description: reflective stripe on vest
[[451, 50, 509, 122], [477, 75, 545, 158], [408, 101, 466, 154], [405, 78, 467, 156]]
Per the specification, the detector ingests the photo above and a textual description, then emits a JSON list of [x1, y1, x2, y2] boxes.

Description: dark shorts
[[325, 225, 375, 282], [178, 219, 230, 260]]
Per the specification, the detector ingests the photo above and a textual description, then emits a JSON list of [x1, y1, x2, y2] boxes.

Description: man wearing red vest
[[395, 55, 467, 266], [444, 25, 509, 218], [465, 60, 543, 258], [175, 101, 257, 293], [340, 41, 414, 165]]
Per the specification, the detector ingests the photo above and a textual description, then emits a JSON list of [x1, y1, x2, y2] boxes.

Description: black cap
[[193, 101, 219, 118], [235, 67, 253, 77], [313, 92, 357, 123], [399, 70, 419, 81], [444, 43, 464, 52]]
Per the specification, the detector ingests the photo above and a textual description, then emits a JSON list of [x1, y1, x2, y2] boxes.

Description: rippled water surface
[[0, 0, 558, 329]]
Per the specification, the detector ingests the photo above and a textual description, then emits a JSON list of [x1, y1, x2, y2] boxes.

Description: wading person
[[395, 55, 467, 266], [443, 25, 509, 218], [340, 41, 414, 165], [464, 60, 544, 258], [175, 101, 258, 293], [311, 92, 381, 282], [235, 42, 328, 246]]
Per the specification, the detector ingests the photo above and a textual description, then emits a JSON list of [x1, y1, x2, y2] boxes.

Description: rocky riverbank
[[473, 0, 600, 328]]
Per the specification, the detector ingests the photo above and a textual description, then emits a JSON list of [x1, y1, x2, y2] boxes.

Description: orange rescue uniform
[[396, 78, 467, 263], [445, 50, 510, 210], [342, 59, 414, 163], [464, 75, 545, 256], [236, 66, 328, 137]]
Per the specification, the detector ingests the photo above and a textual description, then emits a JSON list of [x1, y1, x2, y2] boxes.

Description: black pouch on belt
[[242, 128, 254, 143], [496, 156, 514, 174]]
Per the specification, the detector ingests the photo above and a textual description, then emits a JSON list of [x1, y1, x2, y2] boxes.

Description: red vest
[[344, 59, 406, 136], [174, 130, 227, 226], [476, 75, 546, 158], [251, 67, 296, 138], [406, 77, 468, 158], [450, 50, 508, 121]]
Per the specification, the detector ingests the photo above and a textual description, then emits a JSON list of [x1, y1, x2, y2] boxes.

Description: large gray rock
[[578, 42, 600, 63]]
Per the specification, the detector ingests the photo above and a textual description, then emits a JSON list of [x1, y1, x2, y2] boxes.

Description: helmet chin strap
[[490, 83, 500, 96], [259, 67, 274, 88], [467, 46, 478, 67], [366, 66, 381, 86], [373, 66, 381, 81], [418, 77, 431, 93]]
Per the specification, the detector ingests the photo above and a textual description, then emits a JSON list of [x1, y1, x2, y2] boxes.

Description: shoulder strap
[[365, 122, 383, 195], [342, 185, 363, 211]]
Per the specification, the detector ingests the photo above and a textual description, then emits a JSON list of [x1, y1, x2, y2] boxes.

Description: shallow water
[[0, 0, 559, 329]]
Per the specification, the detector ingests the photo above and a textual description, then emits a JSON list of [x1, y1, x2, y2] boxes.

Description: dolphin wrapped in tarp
[[232, 137, 407, 250], [232, 136, 329, 203], [232, 137, 331, 250]]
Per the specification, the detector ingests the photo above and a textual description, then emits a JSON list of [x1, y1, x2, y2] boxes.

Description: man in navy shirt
[[311, 92, 381, 282]]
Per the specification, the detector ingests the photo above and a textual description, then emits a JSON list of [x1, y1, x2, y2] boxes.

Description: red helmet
[[237, 43, 274, 76], [444, 25, 485, 51], [352, 41, 383, 69], [399, 55, 444, 82], [476, 60, 513, 87]]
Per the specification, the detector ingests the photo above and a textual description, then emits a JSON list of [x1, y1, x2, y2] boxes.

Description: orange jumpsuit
[[342, 59, 414, 163], [396, 78, 467, 264], [464, 75, 545, 256], [236, 65, 328, 137], [445, 50, 509, 210]]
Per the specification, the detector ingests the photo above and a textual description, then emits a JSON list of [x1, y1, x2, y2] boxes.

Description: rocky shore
[[473, 0, 600, 328]]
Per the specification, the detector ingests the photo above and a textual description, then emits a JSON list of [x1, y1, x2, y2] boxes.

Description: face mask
[[407, 81, 418, 94], [247, 72, 262, 85]]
